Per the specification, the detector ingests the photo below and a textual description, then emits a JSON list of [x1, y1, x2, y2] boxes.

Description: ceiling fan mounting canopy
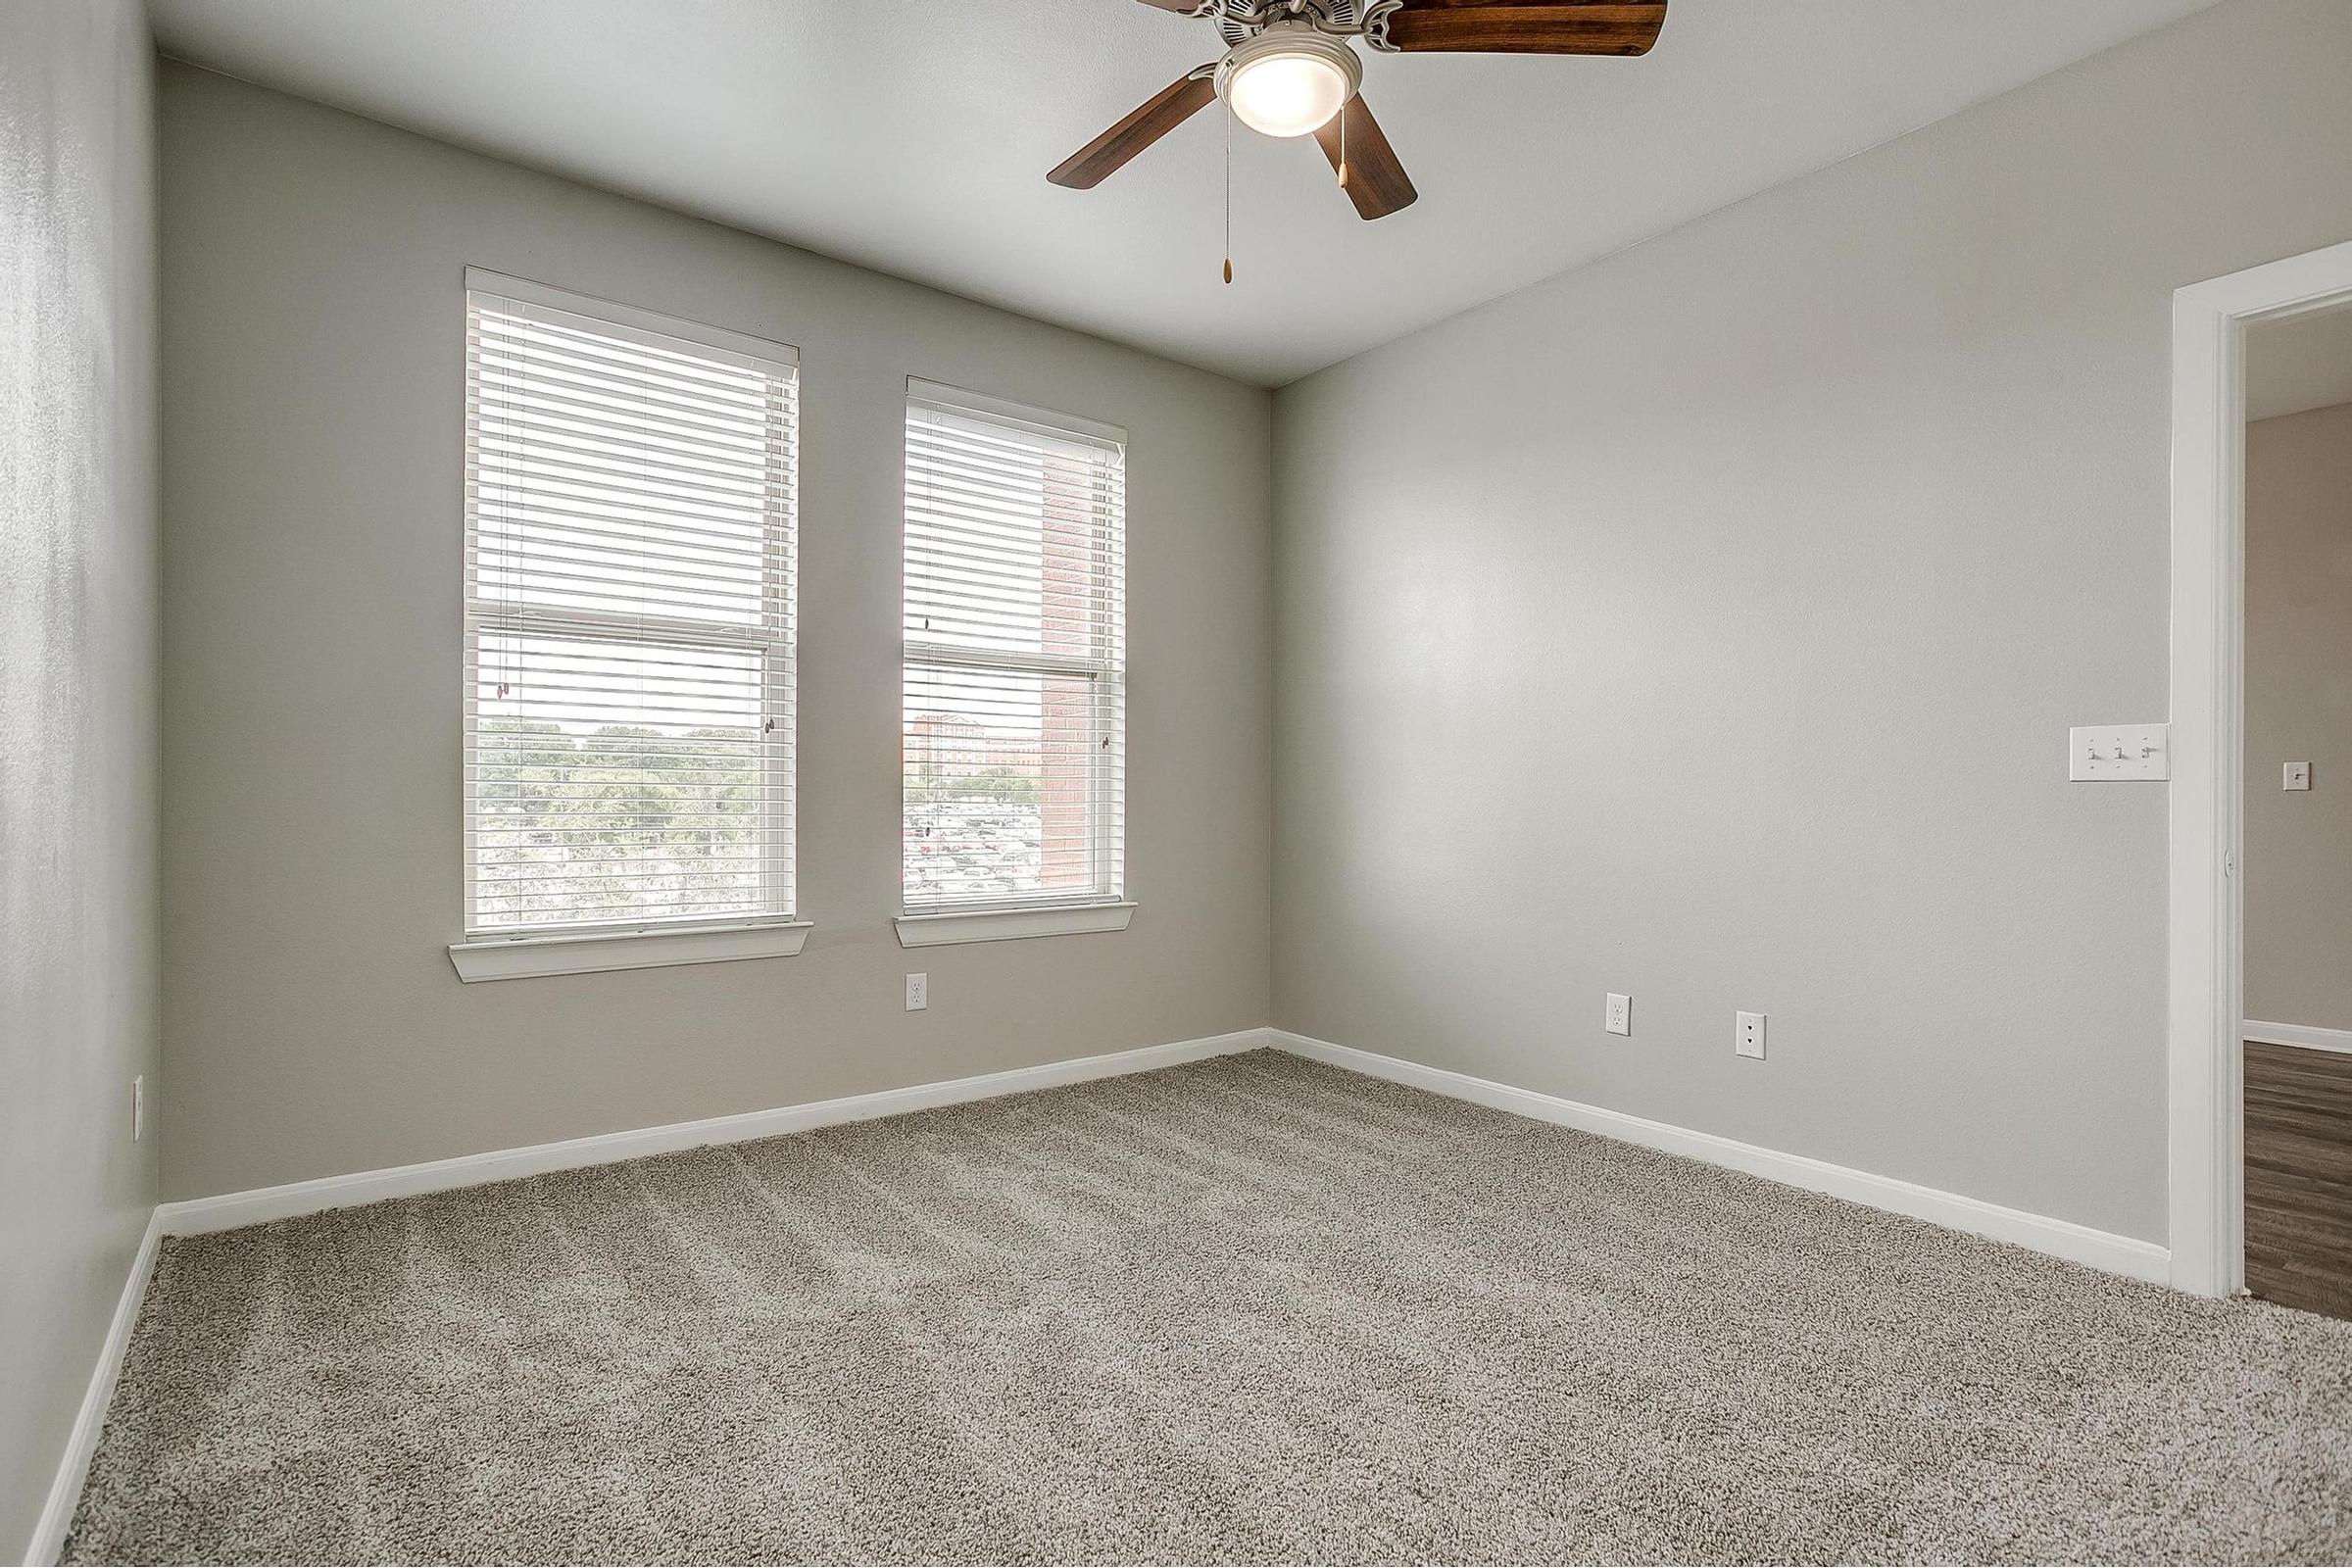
[[1213, 22, 1362, 139]]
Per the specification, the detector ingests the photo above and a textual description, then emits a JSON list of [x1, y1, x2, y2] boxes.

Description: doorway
[[2236, 303, 2352, 1318], [2168, 239, 2352, 1300]]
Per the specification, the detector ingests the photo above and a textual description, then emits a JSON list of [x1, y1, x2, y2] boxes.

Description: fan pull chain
[[1338, 103, 1348, 190], [1222, 102, 1234, 285]]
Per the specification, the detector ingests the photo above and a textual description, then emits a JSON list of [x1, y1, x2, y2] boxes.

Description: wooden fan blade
[[1312, 96, 1417, 220], [1048, 73, 1217, 189], [1134, 0, 1206, 10], [1384, 0, 1666, 55]]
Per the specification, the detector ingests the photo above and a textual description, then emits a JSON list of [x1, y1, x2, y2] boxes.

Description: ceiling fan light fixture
[[1215, 22, 1361, 138]]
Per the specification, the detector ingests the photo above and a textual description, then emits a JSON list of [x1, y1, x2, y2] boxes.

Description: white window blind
[[903, 379, 1126, 915], [463, 270, 798, 937]]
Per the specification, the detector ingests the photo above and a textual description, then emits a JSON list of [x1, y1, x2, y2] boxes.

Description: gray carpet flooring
[[66, 1050, 2352, 1564]]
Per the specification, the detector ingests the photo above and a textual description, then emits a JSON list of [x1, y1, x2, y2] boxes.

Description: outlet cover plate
[[1736, 1011, 1766, 1060]]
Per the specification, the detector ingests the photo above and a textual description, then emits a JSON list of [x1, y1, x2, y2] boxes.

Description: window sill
[[448, 919, 813, 983], [894, 902, 1136, 949]]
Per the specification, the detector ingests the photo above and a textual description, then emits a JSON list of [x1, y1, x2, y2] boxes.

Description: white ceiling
[[148, 0, 2217, 386], [2248, 304, 2352, 421]]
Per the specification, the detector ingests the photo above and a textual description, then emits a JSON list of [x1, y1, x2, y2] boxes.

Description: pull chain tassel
[[1339, 102, 1348, 189], [1222, 100, 1233, 285]]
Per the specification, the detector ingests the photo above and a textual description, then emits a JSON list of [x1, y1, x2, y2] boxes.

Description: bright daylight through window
[[463, 272, 799, 937], [902, 380, 1126, 916]]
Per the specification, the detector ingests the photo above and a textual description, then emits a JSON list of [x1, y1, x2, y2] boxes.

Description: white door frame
[[2168, 239, 2352, 1298]]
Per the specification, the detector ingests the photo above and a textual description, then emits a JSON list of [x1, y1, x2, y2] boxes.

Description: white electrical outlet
[[2285, 761, 2312, 792], [905, 972, 928, 1011], [1605, 994, 1632, 1036], [1736, 1011, 1766, 1060], [132, 1074, 146, 1142]]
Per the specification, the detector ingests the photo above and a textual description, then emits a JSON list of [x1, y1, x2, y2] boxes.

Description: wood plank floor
[[2244, 1039, 2352, 1321]]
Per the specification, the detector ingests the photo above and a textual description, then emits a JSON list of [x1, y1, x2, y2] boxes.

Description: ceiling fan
[[1048, 0, 1669, 221]]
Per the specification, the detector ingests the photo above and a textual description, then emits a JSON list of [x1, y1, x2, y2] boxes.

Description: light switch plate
[[2069, 723, 2169, 781], [2285, 761, 2312, 792]]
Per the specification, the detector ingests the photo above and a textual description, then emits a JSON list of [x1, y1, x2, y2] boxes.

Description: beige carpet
[[66, 1050, 2352, 1564]]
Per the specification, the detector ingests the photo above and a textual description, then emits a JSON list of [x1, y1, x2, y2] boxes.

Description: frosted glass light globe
[[1226, 53, 1350, 137], [1215, 24, 1361, 139]]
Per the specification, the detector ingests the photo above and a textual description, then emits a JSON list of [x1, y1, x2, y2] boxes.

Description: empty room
[[7, 0, 2352, 1563]]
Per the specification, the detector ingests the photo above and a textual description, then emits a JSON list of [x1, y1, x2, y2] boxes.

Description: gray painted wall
[[159, 65, 1272, 1201], [1270, 0, 2352, 1245], [2244, 402, 2352, 1034], [0, 1, 161, 1552]]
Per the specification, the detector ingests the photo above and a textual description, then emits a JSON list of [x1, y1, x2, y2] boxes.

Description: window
[[900, 380, 1129, 939], [457, 270, 801, 972]]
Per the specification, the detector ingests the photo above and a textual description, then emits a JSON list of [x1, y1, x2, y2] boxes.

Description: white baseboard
[[1269, 1030, 2172, 1287], [25, 1211, 162, 1567], [156, 1028, 1272, 1237], [2243, 1018, 2352, 1056]]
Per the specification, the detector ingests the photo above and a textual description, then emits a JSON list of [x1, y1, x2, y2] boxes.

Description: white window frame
[[449, 270, 809, 981], [895, 378, 1134, 948]]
